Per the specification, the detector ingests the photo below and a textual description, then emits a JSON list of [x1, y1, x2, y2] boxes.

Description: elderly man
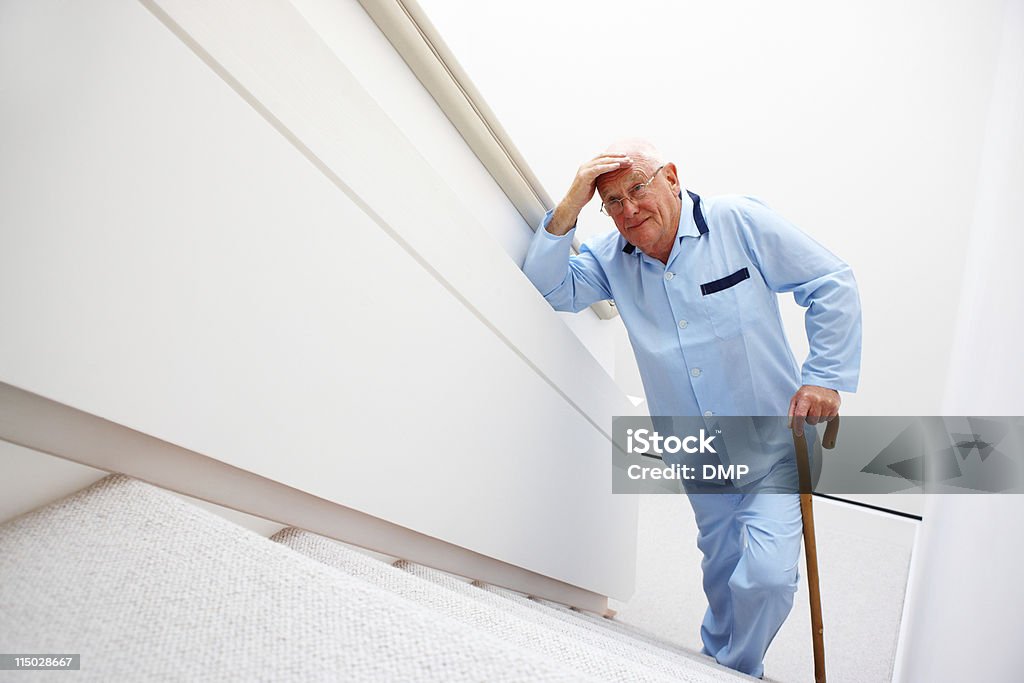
[[522, 140, 861, 678]]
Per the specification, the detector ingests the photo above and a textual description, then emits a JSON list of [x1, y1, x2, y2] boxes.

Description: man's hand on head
[[547, 154, 632, 235], [788, 385, 841, 437]]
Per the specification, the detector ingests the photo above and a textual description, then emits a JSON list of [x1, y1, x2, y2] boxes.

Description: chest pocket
[[700, 266, 759, 339]]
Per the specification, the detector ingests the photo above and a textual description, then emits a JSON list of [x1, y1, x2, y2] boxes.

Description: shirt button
[[678, 320, 688, 329], [690, 368, 702, 378], [665, 272, 675, 280], [704, 410, 713, 417]]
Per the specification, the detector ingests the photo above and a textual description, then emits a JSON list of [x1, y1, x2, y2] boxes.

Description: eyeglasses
[[600, 166, 665, 216]]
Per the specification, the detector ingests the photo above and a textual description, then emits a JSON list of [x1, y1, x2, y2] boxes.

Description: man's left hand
[[788, 385, 841, 437]]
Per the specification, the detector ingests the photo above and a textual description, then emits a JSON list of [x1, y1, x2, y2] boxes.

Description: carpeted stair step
[[274, 528, 687, 682], [396, 558, 752, 682], [533, 593, 698, 653], [482, 587, 784, 683], [275, 528, 752, 681], [478, 582, 722, 670], [0, 475, 597, 682]]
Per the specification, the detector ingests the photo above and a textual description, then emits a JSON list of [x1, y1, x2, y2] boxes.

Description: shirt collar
[[621, 190, 708, 255]]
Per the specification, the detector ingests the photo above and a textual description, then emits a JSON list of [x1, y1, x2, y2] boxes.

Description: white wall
[[417, 0, 1010, 416], [897, 2, 1024, 680], [0, 0, 636, 598], [942, 6, 1024, 417], [289, 0, 618, 377]]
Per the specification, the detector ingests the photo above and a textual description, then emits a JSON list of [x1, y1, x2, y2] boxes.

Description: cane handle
[[822, 416, 840, 449]]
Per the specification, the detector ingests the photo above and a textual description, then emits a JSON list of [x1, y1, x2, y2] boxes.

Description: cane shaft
[[794, 430, 827, 683]]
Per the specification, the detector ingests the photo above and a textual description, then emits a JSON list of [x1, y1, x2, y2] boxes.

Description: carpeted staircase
[[0, 475, 755, 681]]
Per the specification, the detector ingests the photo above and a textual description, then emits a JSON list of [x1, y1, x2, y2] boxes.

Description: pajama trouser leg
[[687, 492, 743, 660], [687, 490, 803, 679]]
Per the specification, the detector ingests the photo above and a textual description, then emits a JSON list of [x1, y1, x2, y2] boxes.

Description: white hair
[[603, 138, 666, 173]]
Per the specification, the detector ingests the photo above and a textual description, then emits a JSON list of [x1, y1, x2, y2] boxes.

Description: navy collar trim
[[688, 191, 709, 235], [621, 190, 707, 254]]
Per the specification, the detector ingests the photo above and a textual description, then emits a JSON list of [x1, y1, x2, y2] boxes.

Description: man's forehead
[[597, 164, 654, 196]]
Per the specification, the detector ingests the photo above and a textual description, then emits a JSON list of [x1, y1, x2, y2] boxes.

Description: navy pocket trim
[[700, 267, 750, 296]]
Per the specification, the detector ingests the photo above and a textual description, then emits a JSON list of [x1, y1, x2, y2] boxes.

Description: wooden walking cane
[[792, 416, 839, 683]]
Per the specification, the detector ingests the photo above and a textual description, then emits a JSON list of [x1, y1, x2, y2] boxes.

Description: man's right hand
[[546, 154, 633, 235]]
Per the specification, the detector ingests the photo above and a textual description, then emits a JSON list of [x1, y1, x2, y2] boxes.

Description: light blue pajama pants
[[685, 467, 803, 679]]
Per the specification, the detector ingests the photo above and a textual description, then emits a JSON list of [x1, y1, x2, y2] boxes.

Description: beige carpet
[[0, 475, 590, 681]]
